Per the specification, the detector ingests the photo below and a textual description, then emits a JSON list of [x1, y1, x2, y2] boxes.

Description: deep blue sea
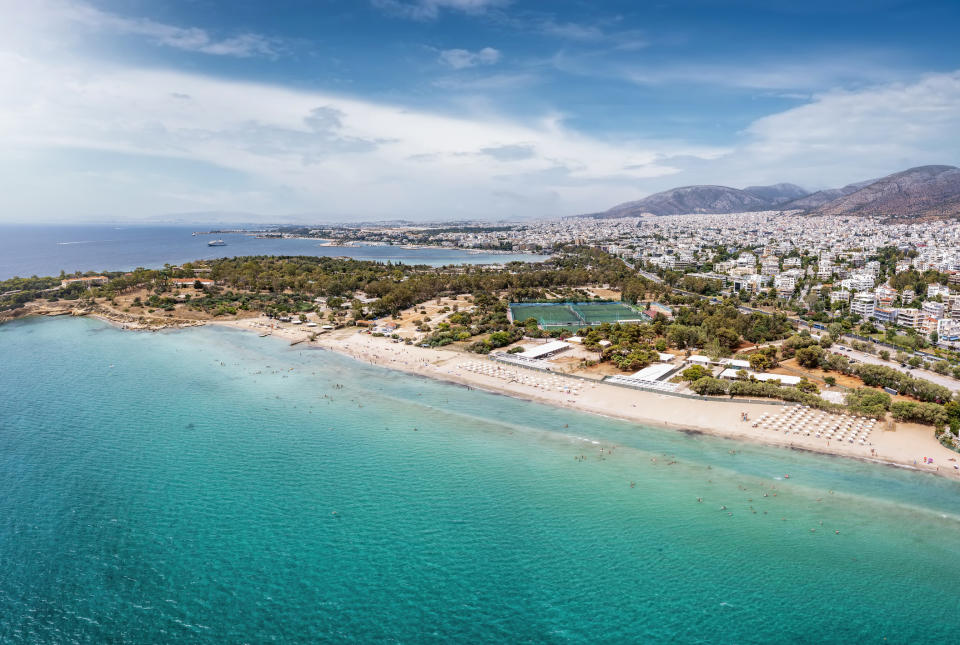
[[0, 225, 546, 280], [3, 316, 960, 642]]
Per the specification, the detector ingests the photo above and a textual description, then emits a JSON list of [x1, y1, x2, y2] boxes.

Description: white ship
[[208, 239, 227, 247]]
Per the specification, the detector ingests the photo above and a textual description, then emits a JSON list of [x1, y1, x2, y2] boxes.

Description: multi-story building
[[927, 284, 952, 298], [873, 307, 898, 325], [875, 285, 897, 307], [850, 273, 875, 292], [949, 294, 960, 319], [774, 274, 795, 298], [897, 308, 923, 330], [922, 300, 946, 319], [938, 318, 960, 346], [830, 290, 851, 304], [761, 256, 780, 276], [851, 292, 875, 319]]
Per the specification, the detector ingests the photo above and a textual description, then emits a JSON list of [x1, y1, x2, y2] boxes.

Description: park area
[[509, 301, 649, 330]]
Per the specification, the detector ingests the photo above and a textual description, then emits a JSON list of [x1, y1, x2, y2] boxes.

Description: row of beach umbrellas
[[459, 361, 581, 395], [753, 406, 876, 445]]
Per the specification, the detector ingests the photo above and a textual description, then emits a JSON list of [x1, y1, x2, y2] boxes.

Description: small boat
[[208, 239, 227, 247]]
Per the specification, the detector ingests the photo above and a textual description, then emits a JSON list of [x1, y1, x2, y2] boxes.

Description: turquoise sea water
[[2, 317, 960, 643]]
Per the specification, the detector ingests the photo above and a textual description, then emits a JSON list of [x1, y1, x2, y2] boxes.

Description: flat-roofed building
[[897, 308, 923, 330], [872, 307, 898, 325], [851, 292, 875, 319], [830, 290, 851, 304], [518, 340, 571, 360], [922, 300, 945, 319], [718, 369, 802, 386]]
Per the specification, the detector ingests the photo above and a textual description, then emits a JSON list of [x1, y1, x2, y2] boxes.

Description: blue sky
[[1, 0, 959, 222]]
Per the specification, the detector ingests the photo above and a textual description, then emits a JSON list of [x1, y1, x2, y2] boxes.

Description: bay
[[0, 225, 546, 280]]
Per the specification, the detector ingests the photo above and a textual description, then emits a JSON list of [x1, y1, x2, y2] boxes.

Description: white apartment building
[[938, 318, 960, 345], [927, 284, 951, 298], [922, 300, 946, 319], [897, 308, 923, 330], [851, 292, 875, 319], [774, 274, 795, 298], [783, 257, 802, 269], [850, 273, 875, 291], [950, 294, 960, 318], [875, 285, 897, 307], [830, 290, 851, 304], [761, 256, 780, 276]]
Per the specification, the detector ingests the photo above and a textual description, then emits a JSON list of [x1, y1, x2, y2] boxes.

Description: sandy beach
[[220, 315, 960, 479]]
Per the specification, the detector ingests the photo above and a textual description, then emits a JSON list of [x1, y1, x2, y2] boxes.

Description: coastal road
[[831, 345, 960, 394]]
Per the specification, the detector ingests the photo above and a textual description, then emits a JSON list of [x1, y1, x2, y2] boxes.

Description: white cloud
[[372, 0, 510, 21], [0, 52, 725, 221], [5, 0, 280, 58], [734, 71, 960, 186], [438, 47, 501, 69], [538, 20, 605, 41]]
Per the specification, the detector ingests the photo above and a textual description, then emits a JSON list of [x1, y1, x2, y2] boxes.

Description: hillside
[[602, 184, 783, 217], [591, 164, 960, 220], [810, 165, 960, 220], [743, 183, 808, 205], [781, 179, 876, 210]]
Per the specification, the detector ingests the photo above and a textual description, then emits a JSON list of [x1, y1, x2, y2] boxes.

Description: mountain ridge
[[592, 165, 960, 220]]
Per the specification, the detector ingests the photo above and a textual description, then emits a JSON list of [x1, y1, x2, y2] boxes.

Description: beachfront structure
[[718, 369, 802, 386], [517, 340, 572, 360], [719, 358, 751, 369], [630, 363, 679, 382]]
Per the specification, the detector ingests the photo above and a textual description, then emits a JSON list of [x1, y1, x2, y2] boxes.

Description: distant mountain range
[[593, 165, 960, 220]]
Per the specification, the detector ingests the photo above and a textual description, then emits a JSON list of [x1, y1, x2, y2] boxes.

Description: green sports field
[[509, 302, 648, 329]]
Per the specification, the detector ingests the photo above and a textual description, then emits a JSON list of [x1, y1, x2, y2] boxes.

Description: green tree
[[681, 365, 711, 382], [846, 388, 891, 417]]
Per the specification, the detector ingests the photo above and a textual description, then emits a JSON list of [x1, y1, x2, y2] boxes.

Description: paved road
[[831, 345, 959, 393]]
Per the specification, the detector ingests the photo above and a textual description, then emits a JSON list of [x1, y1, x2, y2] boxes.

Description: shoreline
[[217, 316, 960, 480], [6, 308, 958, 479]]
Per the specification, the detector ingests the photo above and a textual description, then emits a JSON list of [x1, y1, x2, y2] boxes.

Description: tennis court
[[571, 302, 647, 324], [510, 302, 648, 329]]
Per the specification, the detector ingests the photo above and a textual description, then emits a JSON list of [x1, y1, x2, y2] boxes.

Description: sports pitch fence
[[509, 302, 649, 329]]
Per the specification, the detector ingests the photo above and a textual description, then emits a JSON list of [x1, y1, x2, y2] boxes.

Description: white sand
[[221, 317, 960, 479]]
